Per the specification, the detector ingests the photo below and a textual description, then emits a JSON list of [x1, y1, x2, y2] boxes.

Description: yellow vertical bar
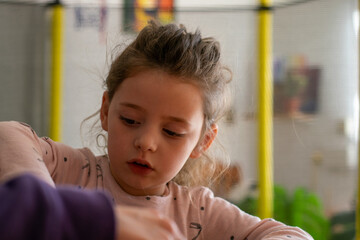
[[357, 1, 360, 239], [257, 0, 273, 219], [49, 3, 64, 141]]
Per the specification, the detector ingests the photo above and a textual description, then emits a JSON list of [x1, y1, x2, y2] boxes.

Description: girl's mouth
[[127, 159, 153, 175], [133, 162, 150, 168]]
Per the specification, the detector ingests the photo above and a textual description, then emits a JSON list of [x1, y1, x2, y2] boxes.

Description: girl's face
[[100, 69, 214, 196]]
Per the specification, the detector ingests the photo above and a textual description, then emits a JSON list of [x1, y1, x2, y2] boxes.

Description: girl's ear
[[100, 91, 110, 132], [190, 124, 218, 158]]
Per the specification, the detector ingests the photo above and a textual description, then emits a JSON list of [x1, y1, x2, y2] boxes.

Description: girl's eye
[[163, 129, 184, 138], [120, 116, 140, 125]]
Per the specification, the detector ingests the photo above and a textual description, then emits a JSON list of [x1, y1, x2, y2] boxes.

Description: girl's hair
[[84, 20, 232, 188]]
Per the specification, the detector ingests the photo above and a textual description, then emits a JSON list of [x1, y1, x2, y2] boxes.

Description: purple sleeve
[[0, 174, 115, 240]]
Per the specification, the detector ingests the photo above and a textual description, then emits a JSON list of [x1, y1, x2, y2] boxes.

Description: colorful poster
[[124, 0, 174, 32], [273, 55, 321, 117]]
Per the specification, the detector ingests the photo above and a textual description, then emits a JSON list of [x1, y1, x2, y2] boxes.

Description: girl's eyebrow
[[164, 116, 191, 127], [119, 102, 191, 126], [119, 102, 145, 112]]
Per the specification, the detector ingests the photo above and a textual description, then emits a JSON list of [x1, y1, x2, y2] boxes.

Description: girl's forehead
[[118, 69, 201, 94], [113, 69, 205, 119]]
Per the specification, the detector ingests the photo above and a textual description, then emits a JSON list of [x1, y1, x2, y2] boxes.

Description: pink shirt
[[0, 121, 313, 240]]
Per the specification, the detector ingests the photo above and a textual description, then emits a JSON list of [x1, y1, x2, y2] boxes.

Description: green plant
[[236, 185, 329, 240], [330, 211, 355, 240], [291, 188, 330, 240]]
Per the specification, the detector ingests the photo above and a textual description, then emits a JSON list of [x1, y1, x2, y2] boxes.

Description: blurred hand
[[114, 205, 186, 240]]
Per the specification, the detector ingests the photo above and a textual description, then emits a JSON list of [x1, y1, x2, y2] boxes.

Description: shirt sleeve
[[198, 187, 314, 240], [0, 121, 55, 185], [0, 174, 115, 240], [0, 121, 100, 188]]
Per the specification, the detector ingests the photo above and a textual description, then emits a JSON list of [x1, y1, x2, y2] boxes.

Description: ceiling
[[4, 0, 315, 8]]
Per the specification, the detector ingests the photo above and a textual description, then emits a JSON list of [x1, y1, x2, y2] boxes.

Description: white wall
[[272, 0, 358, 214], [62, 7, 124, 152], [0, 4, 48, 134]]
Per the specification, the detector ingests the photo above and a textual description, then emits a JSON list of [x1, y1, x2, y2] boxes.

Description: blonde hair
[[84, 20, 232, 188]]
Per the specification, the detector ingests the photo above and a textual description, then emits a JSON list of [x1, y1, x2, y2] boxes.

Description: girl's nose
[[134, 128, 158, 152]]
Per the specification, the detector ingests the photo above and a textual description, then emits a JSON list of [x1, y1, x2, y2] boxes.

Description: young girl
[[0, 21, 313, 240]]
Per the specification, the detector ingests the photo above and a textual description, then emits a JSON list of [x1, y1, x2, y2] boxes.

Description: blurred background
[[0, 0, 358, 239]]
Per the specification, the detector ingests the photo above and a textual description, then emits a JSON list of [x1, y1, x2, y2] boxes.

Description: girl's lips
[[127, 159, 154, 176], [127, 159, 153, 169]]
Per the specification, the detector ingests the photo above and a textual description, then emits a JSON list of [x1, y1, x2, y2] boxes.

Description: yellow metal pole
[[257, 0, 273, 219], [49, 1, 64, 141], [357, 1, 360, 239]]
